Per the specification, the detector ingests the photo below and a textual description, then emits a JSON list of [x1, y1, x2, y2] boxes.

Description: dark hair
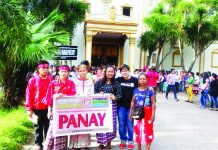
[[200, 73, 204, 78], [212, 73, 217, 79], [71, 66, 76, 72], [203, 72, 209, 84], [151, 66, 156, 71], [101, 65, 116, 85], [190, 72, 194, 77], [37, 60, 49, 66], [134, 69, 139, 73], [36, 60, 49, 73], [196, 72, 199, 76], [80, 60, 90, 67], [171, 68, 175, 72], [120, 64, 130, 71], [208, 71, 211, 77]]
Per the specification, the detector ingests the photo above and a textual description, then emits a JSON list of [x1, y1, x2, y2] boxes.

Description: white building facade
[[62, 0, 218, 73]]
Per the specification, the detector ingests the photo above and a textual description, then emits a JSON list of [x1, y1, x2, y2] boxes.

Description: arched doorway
[[91, 32, 127, 67]]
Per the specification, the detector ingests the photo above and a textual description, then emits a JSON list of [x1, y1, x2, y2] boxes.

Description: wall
[[71, 22, 86, 66]]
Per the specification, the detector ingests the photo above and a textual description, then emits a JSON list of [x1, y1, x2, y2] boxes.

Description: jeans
[[117, 106, 134, 143], [33, 109, 50, 146], [166, 84, 178, 99], [158, 82, 164, 93], [200, 90, 209, 108], [175, 82, 179, 92], [180, 81, 185, 92], [210, 95, 218, 108]]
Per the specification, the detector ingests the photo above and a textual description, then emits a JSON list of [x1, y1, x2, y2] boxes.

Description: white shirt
[[167, 73, 176, 85]]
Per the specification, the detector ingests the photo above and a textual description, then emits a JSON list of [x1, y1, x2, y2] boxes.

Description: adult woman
[[94, 65, 122, 150], [208, 73, 218, 110], [146, 67, 159, 94], [129, 73, 156, 150], [116, 64, 138, 150], [44, 65, 76, 150], [157, 71, 164, 93], [193, 72, 200, 94], [200, 72, 210, 109], [70, 64, 94, 149], [92, 67, 103, 83], [185, 72, 195, 103]]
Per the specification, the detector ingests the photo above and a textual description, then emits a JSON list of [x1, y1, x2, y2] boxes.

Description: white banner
[[53, 94, 113, 136]]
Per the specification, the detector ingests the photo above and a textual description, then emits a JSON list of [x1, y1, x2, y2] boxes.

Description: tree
[[179, 0, 218, 71], [0, 1, 31, 107], [138, 31, 158, 66], [22, 0, 88, 33], [22, 9, 69, 65], [164, 0, 186, 70], [144, 3, 180, 70], [0, 3, 69, 108]]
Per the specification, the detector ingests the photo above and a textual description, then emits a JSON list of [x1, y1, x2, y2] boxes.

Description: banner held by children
[[53, 94, 113, 136]]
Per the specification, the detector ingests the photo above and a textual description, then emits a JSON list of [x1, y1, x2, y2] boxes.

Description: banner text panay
[[53, 94, 113, 136]]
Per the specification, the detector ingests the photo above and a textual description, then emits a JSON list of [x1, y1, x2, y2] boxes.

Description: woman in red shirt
[[44, 65, 76, 150]]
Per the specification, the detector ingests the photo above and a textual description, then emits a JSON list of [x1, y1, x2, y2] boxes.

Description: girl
[[209, 73, 218, 110], [200, 72, 210, 109], [129, 73, 156, 150], [44, 65, 76, 150], [185, 72, 195, 103], [94, 65, 122, 150], [70, 64, 94, 149]]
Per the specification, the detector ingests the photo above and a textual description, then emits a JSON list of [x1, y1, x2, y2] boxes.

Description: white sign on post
[[52, 94, 113, 136]]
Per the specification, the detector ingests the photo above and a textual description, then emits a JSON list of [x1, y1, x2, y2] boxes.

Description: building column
[[140, 50, 146, 68], [129, 37, 136, 72], [85, 34, 93, 65], [119, 45, 124, 67]]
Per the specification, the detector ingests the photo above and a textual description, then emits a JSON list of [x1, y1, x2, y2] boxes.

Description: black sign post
[[55, 46, 77, 60]]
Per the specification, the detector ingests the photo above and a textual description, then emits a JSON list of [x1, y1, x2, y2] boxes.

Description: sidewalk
[[22, 92, 218, 150]]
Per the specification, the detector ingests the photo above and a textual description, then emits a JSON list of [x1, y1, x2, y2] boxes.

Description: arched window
[[172, 50, 182, 67], [211, 49, 218, 68]]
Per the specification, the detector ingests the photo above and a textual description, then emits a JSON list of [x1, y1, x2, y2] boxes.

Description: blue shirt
[[133, 88, 154, 107]]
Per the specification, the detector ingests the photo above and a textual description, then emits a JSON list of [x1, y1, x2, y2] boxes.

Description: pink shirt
[[46, 78, 76, 107], [25, 74, 53, 111], [146, 70, 159, 87]]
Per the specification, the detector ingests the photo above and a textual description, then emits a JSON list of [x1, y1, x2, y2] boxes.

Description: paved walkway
[[22, 93, 218, 150]]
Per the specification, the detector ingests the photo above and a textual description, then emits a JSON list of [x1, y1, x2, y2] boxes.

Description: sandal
[[97, 144, 104, 150]]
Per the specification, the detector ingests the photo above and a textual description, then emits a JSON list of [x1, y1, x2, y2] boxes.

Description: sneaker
[[175, 99, 179, 101], [119, 143, 126, 149], [200, 106, 205, 109], [165, 96, 168, 100], [210, 108, 214, 110], [127, 143, 134, 150]]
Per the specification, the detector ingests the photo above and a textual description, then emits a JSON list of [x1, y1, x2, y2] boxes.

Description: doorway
[[91, 32, 127, 67], [92, 44, 119, 66]]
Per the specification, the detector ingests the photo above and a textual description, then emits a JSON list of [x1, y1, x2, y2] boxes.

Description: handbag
[[131, 105, 144, 119], [131, 89, 148, 119]]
